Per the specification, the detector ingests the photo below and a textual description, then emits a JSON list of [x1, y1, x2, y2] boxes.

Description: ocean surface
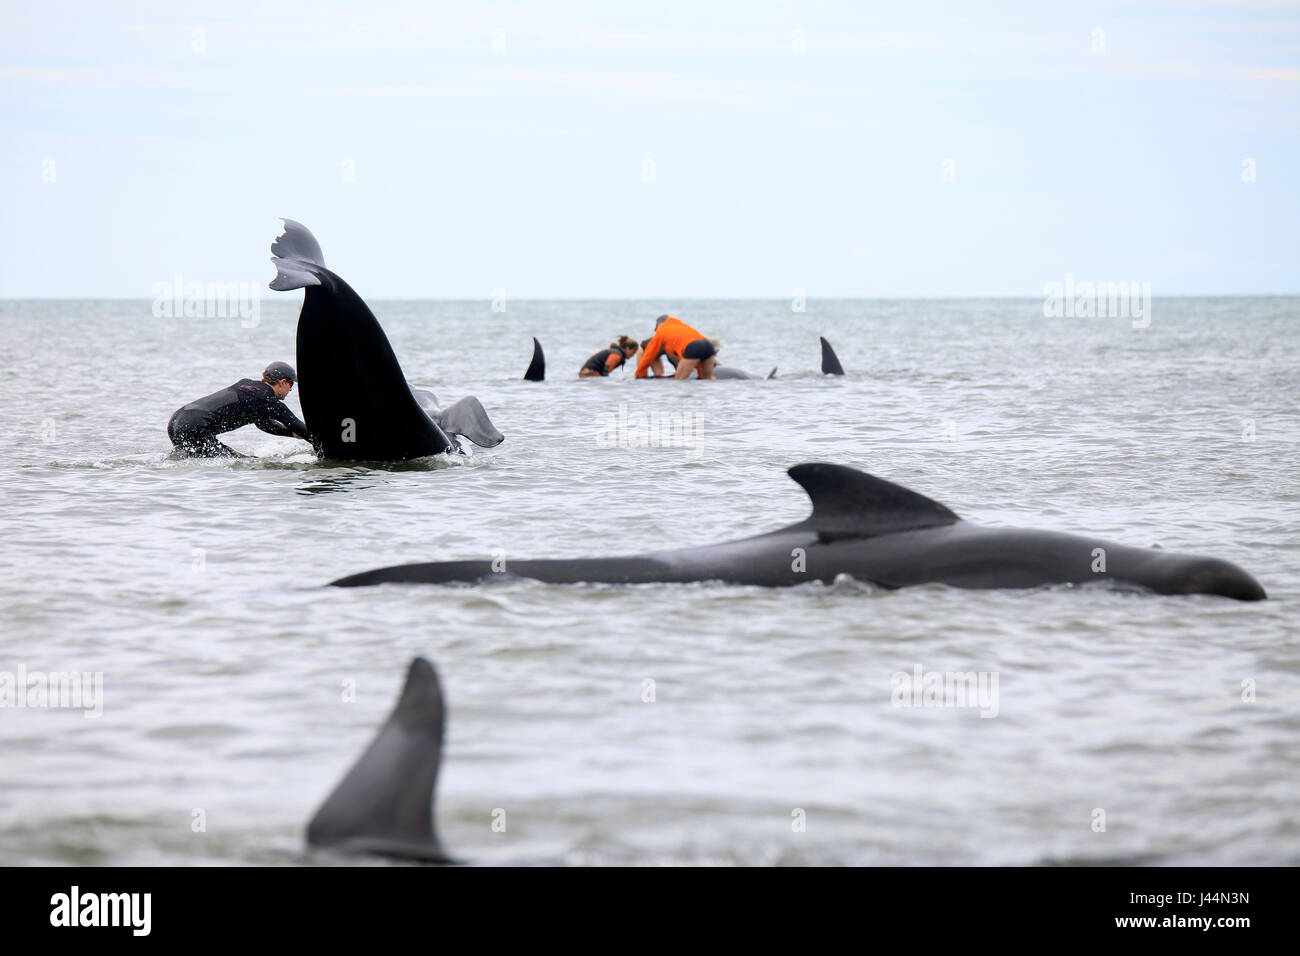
[[0, 296, 1296, 866]]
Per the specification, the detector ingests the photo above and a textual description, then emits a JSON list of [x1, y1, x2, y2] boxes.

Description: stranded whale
[[270, 219, 502, 460], [330, 463, 1265, 600], [306, 657, 453, 863]]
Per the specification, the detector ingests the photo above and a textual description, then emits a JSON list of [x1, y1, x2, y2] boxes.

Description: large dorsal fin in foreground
[[786, 463, 958, 541], [269, 218, 327, 290], [523, 337, 545, 381], [306, 657, 453, 863]]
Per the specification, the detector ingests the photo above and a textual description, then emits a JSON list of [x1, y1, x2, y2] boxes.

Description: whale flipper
[[524, 337, 545, 381], [785, 463, 958, 540], [428, 395, 504, 448], [820, 336, 845, 375], [306, 657, 453, 863]]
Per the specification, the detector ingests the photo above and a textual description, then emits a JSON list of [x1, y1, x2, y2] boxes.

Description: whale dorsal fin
[[306, 657, 453, 863], [819, 336, 845, 375], [269, 218, 326, 290], [787, 463, 958, 540], [524, 337, 545, 381]]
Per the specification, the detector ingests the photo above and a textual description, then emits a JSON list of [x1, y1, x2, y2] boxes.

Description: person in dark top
[[167, 361, 313, 457], [579, 335, 639, 378]]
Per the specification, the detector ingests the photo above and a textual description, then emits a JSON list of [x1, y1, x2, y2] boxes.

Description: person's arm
[[635, 335, 663, 378], [605, 352, 623, 374], [264, 400, 312, 441]]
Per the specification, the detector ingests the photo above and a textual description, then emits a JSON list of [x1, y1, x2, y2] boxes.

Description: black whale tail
[[524, 337, 545, 381], [306, 657, 454, 862], [269, 219, 328, 291], [820, 336, 845, 375]]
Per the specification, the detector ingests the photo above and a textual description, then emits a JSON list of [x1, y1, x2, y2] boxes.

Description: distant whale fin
[[820, 337, 845, 375], [524, 337, 545, 381], [767, 367, 778, 379], [269, 218, 326, 291], [306, 657, 453, 863], [787, 463, 958, 540]]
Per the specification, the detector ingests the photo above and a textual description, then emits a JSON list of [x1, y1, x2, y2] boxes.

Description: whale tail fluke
[[306, 657, 454, 863], [820, 337, 845, 376], [270, 218, 327, 291], [524, 337, 545, 381]]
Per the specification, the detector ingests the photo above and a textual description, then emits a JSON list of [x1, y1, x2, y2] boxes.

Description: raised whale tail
[[269, 218, 327, 290], [306, 657, 454, 863], [820, 336, 845, 375], [524, 337, 545, 381]]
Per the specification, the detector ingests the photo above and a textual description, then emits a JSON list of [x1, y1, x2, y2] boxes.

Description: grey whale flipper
[[270, 219, 501, 461], [330, 463, 1266, 601], [306, 657, 454, 863], [524, 337, 545, 381], [412, 388, 504, 448], [820, 337, 845, 375]]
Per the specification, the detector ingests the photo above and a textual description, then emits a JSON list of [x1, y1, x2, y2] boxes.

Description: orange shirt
[[635, 317, 706, 378]]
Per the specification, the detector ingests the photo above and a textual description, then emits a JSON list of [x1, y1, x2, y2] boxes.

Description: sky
[[1, 0, 1297, 297]]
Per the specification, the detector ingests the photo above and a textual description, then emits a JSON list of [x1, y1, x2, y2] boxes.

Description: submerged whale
[[715, 364, 778, 380], [331, 463, 1265, 600], [270, 219, 502, 460], [306, 657, 453, 863]]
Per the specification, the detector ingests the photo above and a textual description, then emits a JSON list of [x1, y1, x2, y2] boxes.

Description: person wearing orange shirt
[[634, 315, 717, 380]]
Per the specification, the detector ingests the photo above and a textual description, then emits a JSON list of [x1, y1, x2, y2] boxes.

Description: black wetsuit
[[167, 379, 311, 457]]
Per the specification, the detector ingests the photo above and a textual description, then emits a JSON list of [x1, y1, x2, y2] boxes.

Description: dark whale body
[[331, 463, 1265, 601], [270, 220, 500, 461]]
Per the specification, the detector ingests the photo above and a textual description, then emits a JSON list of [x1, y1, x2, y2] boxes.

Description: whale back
[[785, 463, 958, 541]]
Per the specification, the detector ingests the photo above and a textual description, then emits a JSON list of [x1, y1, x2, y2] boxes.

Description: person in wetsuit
[[635, 315, 717, 380], [579, 335, 639, 378], [167, 361, 313, 457]]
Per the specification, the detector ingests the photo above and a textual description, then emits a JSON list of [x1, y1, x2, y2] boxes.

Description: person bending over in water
[[635, 315, 717, 380], [579, 335, 639, 378], [167, 361, 313, 457]]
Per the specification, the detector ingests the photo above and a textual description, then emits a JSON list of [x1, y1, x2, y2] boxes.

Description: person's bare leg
[[675, 357, 700, 380], [699, 356, 717, 380]]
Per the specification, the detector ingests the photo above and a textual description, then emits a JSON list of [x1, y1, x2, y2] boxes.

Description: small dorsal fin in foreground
[[306, 657, 453, 863], [524, 337, 545, 381], [786, 463, 958, 540], [269, 218, 327, 291]]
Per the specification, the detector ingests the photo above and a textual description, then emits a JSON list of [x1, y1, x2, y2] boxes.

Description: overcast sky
[[2, 1, 1297, 297]]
